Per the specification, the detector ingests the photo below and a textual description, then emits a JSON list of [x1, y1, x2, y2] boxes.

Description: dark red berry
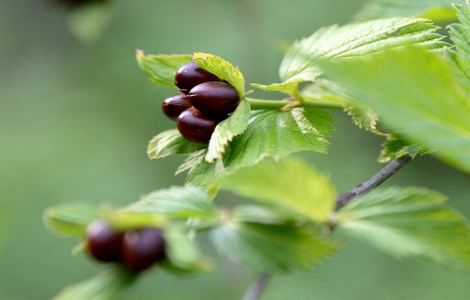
[[162, 94, 192, 120], [175, 62, 219, 94], [187, 81, 240, 118], [176, 108, 218, 144], [122, 228, 166, 272], [86, 219, 123, 263]]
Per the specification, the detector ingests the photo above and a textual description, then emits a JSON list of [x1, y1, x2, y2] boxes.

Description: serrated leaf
[[355, 0, 458, 22], [251, 81, 302, 96], [136, 50, 192, 87], [175, 149, 207, 175], [187, 107, 333, 184], [379, 134, 427, 163], [192, 52, 245, 94], [206, 99, 251, 162], [54, 267, 136, 300], [162, 225, 212, 274], [280, 18, 445, 84], [337, 187, 470, 267], [232, 205, 296, 225], [321, 47, 470, 174], [127, 186, 218, 220], [44, 203, 100, 237], [211, 221, 337, 272], [147, 129, 205, 160], [449, 3, 470, 81], [218, 158, 335, 222]]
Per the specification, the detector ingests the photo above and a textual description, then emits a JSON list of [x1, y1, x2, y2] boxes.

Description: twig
[[242, 273, 272, 300], [335, 155, 412, 210]]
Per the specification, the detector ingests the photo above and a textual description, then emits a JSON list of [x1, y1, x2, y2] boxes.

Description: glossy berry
[[175, 62, 219, 94], [162, 94, 192, 120], [176, 108, 218, 144], [122, 228, 166, 272], [86, 219, 123, 263], [187, 81, 240, 118]]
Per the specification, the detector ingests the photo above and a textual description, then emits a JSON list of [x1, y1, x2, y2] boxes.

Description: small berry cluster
[[85, 219, 166, 273], [162, 62, 240, 143]]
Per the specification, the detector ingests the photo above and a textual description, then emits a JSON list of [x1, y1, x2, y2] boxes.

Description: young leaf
[[218, 158, 336, 222], [210, 222, 338, 272], [162, 225, 212, 274], [337, 187, 470, 267], [251, 81, 302, 97], [355, 0, 457, 22], [449, 3, 470, 81], [321, 47, 470, 174], [192, 52, 245, 95], [279, 18, 445, 84], [44, 203, 100, 237], [54, 267, 136, 300], [127, 186, 218, 220], [206, 99, 251, 163], [147, 129, 205, 160], [187, 107, 333, 184], [136, 50, 191, 86], [379, 134, 427, 163]]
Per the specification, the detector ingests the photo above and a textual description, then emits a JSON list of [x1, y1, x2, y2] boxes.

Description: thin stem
[[242, 273, 272, 300], [335, 155, 412, 210], [247, 98, 343, 111]]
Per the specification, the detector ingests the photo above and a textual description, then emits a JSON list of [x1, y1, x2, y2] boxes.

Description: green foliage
[[218, 158, 335, 222], [187, 107, 333, 183], [54, 267, 136, 300], [210, 221, 338, 272], [192, 52, 245, 95], [279, 18, 445, 85], [206, 99, 251, 162], [44, 203, 100, 237], [379, 134, 426, 163], [127, 186, 218, 220], [147, 129, 205, 160], [322, 47, 470, 173], [356, 0, 458, 22], [251, 81, 302, 97], [136, 51, 192, 86], [449, 4, 470, 80], [337, 187, 470, 267]]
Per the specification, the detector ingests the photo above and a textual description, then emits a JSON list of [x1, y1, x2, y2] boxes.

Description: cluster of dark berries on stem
[[85, 219, 166, 273], [162, 62, 240, 143]]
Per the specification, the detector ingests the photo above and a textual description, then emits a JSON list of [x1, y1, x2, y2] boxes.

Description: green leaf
[[210, 222, 338, 272], [192, 52, 245, 95], [104, 212, 167, 231], [379, 134, 427, 163], [449, 3, 470, 81], [280, 18, 445, 84], [251, 81, 302, 97], [44, 203, 100, 237], [68, 3, 111, 44], [337, 187, 470, 267], [232, 205, 296, 225], [136, 50, 192, 87], [127, 186, 218, 220], [206, 99, 251, 163], [219, 158, 335, 222], [322, 47, 470, 174], [54, 267, 136, 300], [147, 129, 205, 160], [355, 0, 458, 22], [301, 80, 382, 134], [187, 107, 333, 184], [162, 225, 212, 274]]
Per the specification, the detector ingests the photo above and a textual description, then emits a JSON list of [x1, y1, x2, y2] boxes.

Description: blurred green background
[[1, 0, 470, 299]]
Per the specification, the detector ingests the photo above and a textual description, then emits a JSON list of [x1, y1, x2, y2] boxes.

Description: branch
[[335, 155, 412, 210], [242, 273, 272, 300]]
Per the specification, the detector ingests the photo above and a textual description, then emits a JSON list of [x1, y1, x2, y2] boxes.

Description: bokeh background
[[1, 0, 470, 299]]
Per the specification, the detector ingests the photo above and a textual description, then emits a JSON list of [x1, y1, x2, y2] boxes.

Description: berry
[[122, 228, 166, 272], [187, 81, 240, 118], [176, 108, 218, 143], [86, 219, 123, 263], [162, 94, 192, 120], [175, 62, 219, 94]]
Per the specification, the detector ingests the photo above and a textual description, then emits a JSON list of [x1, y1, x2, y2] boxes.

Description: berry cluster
[[85, 219, 166, 273], [162, 62, 240, 143]]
